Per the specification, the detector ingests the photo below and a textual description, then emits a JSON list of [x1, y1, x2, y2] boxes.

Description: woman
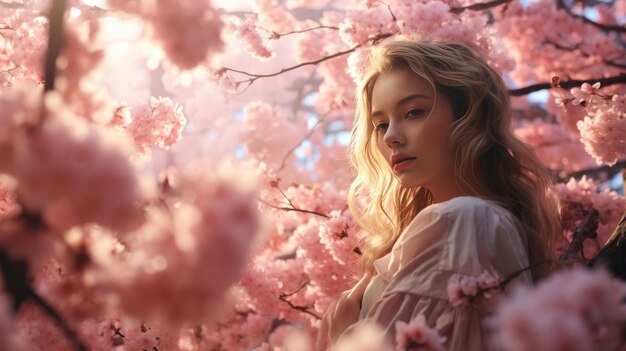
[[316, 37, 562, 350]]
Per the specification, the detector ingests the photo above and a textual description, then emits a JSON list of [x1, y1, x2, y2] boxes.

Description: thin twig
[[256, 196, 330, 218], [268, 25, 339, 39], [509, 73, 626, 96], [221, 33, 393, 92], [278, 117, 324, 172], [278, 286, 321, 320], [282, 281, 310, 298]]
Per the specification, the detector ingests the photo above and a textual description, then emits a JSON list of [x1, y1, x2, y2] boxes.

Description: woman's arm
[[315, 272, 373, 350]]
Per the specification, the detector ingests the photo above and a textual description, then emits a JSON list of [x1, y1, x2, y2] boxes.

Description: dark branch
[[43, 0, 67, 92], [509, 73, 626, 96], [31, 293, 89, 351], [559, 208, 600, 261], [278, 294, 322, 320], [556, 0, 626, 33], [450, 0, 513, 14], [557, 159, 626, 184], [0, 248, 88, 351]]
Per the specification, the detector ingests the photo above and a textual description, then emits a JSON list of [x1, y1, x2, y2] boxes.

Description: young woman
[[315, 37, 562, 350]]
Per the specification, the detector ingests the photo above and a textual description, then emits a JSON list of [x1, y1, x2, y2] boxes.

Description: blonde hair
[[347, 36, 562, 284]]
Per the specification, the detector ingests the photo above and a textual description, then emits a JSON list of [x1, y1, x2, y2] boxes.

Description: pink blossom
[[447, 269, 503, 308], [555, 176, 625, 259], [56, 20, 112, 124], [332, 321, 392, 351], [107, 0, 224, 69], [252, 0, 299, 34], [0, 88, 143, 233], [240, 101, 306, 166], [150, 0, 224, 70], [5, 13, 48, 83], [571, 82, 601, 106], [395, 315, 447, 351], [0, 176, 20, 221], [225, 15, 275, 60], [576, 90, 626, 166], [113, 96, 187, 155], [513, 118, 596, 172], [109, 165, 260, 328], [338, 7, 398, 46], [488, 266, 626, 351]]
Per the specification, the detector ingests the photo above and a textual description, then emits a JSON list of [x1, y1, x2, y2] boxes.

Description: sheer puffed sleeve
[[337, 197, 533, 350]]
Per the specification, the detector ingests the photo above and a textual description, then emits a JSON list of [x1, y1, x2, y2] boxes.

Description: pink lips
[[393, 158, 415, 171]]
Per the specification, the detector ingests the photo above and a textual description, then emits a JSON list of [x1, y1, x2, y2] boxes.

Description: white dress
[[336, 196, 533, 350]]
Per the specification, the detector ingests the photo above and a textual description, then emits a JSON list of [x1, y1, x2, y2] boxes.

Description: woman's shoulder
[[418, 196, 521, 234], [425, 195, 513, 219], [430, 196, 529, 276], [383, 196, 532, 297]]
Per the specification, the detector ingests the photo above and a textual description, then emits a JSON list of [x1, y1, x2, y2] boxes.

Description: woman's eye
[[406, 109, 424, 118], [374, 123, 388, 132]]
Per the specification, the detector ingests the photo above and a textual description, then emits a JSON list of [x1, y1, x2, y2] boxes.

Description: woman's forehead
[[370, 70, 432, 110]]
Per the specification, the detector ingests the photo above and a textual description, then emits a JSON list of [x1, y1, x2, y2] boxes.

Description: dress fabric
[[336, 196, 534, 350]]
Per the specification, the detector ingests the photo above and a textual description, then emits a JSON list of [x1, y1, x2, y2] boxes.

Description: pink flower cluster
[[151, 0, 224, 70], [395, 315, 447, 351], [240, 101, 306, 166], [2, 10, 48, 84], [338, 7, 398, 46], [56, 21, 112, 124], [0, 176, 20, 221], [488, 266, 626, 351], [513, 118, 596, 172], [575, 87, 626, 166], [447, 269, 503, 308], [0, 86, 143, 233], [108, 165, 260, 328], [108, 0, 225, 70], [225, 15, 275, 60], [493, 0, 624, 86], [252, 0, 298, 34], [112, 96, 187, 156], [554, 176, 625, 259]]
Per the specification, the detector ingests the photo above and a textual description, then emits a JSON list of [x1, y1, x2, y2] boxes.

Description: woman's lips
[[393, 157, 416, 171]]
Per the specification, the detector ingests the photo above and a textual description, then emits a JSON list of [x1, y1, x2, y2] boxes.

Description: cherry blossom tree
[[0, 0, 625, 350]]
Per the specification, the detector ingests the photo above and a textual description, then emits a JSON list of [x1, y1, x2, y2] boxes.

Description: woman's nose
[[383, 122, 405, 147]]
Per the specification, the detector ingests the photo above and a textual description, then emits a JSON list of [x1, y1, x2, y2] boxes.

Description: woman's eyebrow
[[371, 93, 429, 117]]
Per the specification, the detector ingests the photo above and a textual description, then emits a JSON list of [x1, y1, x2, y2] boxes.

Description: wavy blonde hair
[[347, 36, 562, 284]]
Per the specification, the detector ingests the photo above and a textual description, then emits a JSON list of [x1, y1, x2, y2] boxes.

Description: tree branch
[[43, 0, 67, 92], [556, 0, 626, 33], [220, 33, 392, 92], [557, 159, 626, 184], [0, 248, 88, 351], [559, 208, 600, 261], [266, 25, 339, 39], [278, 282, 321, 320], [450, 0, 513, 14], [256, 196, 330, 218], [509, 73, 626, 96], [278, 116, 324, 172]]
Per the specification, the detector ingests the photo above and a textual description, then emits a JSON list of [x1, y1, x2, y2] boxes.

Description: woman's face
[[370, 69, 456, 191]]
